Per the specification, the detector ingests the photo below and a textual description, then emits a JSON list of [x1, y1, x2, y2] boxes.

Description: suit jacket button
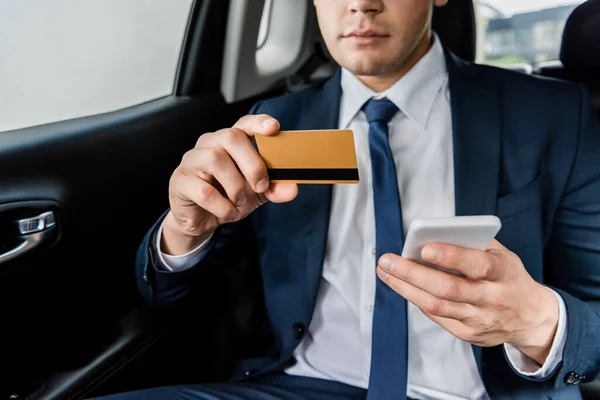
[[292, 323, 305, 340], [564, 372, 581, 384], [142, 272, 149, 284], [244, 369, 257, 377]]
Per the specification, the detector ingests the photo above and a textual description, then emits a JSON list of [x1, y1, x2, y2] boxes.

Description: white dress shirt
[[154, 35, 567, 400]]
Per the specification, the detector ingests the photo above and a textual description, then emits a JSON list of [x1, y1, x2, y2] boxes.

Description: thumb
[[265, 183, 298, 203]]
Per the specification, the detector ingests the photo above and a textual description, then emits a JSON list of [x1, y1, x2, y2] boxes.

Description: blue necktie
[[364, 98, 408, 400]]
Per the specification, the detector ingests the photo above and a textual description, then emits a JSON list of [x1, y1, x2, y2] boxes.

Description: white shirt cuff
[[503, 289, 567, 378], [154, 216, 213, 272]]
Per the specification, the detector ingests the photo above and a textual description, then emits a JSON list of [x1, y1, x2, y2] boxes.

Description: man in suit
[[100, 0, 600, 399]]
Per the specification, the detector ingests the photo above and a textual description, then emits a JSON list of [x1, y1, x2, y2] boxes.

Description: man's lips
[[342, 29, 389, 45]]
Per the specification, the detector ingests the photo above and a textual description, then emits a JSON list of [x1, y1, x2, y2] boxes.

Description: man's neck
[[356, 32, 434, 93]]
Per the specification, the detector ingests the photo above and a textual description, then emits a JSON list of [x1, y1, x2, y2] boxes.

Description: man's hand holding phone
[[376, 231, 560, 368], [162, 114, 298, 256]]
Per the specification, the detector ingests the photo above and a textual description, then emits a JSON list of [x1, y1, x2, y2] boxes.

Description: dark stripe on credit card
[[267, 168, 359, 181]]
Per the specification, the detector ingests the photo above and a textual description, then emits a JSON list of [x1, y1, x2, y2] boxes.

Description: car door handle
[[0, 210, 57, 265]]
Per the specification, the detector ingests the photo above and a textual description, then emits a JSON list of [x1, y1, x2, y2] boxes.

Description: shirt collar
[[339, 33, 448, 130]]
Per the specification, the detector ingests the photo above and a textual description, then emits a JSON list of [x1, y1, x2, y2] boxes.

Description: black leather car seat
[[537, 0, 600, 115], [432, 0, 477, 62]]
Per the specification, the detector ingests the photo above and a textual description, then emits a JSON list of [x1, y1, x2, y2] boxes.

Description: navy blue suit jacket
[[136, 51, 600, 399]]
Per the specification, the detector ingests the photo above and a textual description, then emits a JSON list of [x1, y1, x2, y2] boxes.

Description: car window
[[0, 0, 194, 133], [475, 0, 587, 71]]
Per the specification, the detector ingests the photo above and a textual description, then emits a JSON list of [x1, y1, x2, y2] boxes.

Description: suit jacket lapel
[[280, 70, 343, 323], [257, 71, 341, 332], [446, 51, 501, 218], [445, 51, 502, 373]]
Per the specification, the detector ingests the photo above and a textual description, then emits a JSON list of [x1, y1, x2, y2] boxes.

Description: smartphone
[[401, 215, 502, 272]]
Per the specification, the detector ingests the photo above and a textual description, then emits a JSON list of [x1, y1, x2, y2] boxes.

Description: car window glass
[[0, 0, 194, 133], [475, 0, 587, 71]]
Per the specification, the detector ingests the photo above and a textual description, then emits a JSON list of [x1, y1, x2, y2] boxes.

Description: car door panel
[[0, 94, 221, 396], [0, 0, 278, 397]]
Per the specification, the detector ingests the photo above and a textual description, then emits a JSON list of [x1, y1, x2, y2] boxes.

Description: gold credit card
[[254, 129, 359, 184]]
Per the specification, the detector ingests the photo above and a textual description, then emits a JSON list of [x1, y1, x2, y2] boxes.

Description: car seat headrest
[[432, 1, 476, 62], [560, 0, 600, 78]]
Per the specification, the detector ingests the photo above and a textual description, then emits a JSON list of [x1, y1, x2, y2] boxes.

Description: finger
[[264, 183, 299, 203], [426, 313, 500, 347], [378, 254, 483, 304], [376, 267, 474, 321], [176, 174, 240, 223], [183, 147, 248, 207], [232, 114, 280, 138], [197, 114, 279, 148], [425, 314, 475, 343], [199, 128, 270, 193], [420, 243, 505, 281]]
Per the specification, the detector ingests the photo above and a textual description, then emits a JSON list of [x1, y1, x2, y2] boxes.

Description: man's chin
[[345, 62, 397, 77]]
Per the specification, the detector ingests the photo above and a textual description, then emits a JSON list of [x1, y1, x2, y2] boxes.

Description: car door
[[0, 0, 317, 398]]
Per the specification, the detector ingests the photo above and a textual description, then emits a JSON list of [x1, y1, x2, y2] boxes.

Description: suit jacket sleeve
[[542, 86, 600, 387], [135, 101, 265, 310]]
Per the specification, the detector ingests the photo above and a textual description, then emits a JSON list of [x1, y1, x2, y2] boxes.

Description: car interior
[[0, 0, 598, 399], [535, 0, 600, 116]]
